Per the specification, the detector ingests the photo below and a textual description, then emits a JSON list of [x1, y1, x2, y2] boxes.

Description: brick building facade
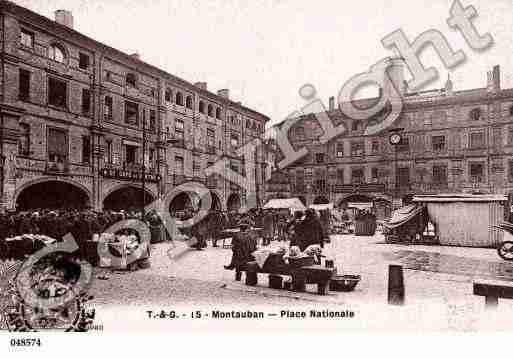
[[0, 2, 269, 212], [266, 59, 513, 216]]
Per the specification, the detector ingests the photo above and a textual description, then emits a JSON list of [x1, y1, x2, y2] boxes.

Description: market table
[[229, 259, 337, 295]]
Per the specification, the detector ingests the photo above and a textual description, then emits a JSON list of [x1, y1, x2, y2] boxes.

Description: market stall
[[263, 198, 307, 213], [413, 194, 507, 248]]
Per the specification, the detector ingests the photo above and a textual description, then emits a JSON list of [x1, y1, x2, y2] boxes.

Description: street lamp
[[388, 128, 404, 205]]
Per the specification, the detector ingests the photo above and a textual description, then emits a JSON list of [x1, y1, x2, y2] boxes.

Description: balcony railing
[[332, 183, 386, 193], [45, 160, 69, 174]]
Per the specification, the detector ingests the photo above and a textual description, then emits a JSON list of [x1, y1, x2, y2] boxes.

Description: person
[[224, 221, 257, 270], [287, 210, 303, 247], [295, 209, 324, 251], [262, 209, 275, 246]]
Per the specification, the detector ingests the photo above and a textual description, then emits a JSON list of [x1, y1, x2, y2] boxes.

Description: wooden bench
[[230, 261, 336, 295], [473, 280, 513, 309]]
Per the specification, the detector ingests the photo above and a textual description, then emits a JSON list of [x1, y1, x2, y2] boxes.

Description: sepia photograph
[[1, 1, 513, 350]]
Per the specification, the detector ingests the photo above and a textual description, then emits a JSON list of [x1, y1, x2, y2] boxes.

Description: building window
[[126, 73, 137, 87], [336, 143, 344, 157], [19, 69, 30, 101], [351, 168, 365, 184], [175, 156, 184, 175], [193, 157, 201, 177], [336, 169, 344, 184], [316, 153, 325, 164], [186, 95, 193, 109], [371, 140, 380, 154], [433, 165, 448, 185], [352, 120, 361, 131], [295, 126, 305, 139], [371, 168, 379, 183], [207, 104, 214, 117], [82, 136, 91, 164], [148, 148, 155, 168], [47, 128, 67, 163], [149, 110, 156, 132], [48, 77, 67, 108], [469, 108, 482, 121], [105, 140, 112, 164], [175, 119, 184, 140], [432, 135, 445, 151], [165, 88, 172, 102], [81, 88, 91, 115], [509, 160, 513, 182], [216, 107, 221, 119], [48, 44, 66, 63], [125, 144, 137, 165], [509, 105, 513, 117], [396, 167, 410, 188], [469, 162, 484, 182], [175, 92, 183, 106], [350, 141, 365, 156], [469, 132, 485, 149], [18, 123, 30, 156], [199, 101, 205, 114], [246, 119, 251, 129], [104, 96, 113, 120], [207, 128, 215, 148], [20, 29, 34, 48], [231, 133, 239, 148], [125, 101, 139, 126], [79, 53, 89, 70]]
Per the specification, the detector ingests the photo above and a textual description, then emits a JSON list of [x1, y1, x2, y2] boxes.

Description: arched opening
[[227, 193, 241, 213], [186, 95, 193, 109], [313, 196, 329, 204], [215, 107, 221, 119], [198, 191, 222, 211], [175, 92, 183, 106], [199, 101, 205, 114], [207, 104, 214, 117], [16, 181, 90, 211], [169, 192, 198, 213], [103, 186, 155, 211]]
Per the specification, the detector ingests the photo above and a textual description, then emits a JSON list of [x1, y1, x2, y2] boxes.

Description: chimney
[[194, 82, 207, 90], [54, 10, 74, 29], [218, 89, 230, 99], [328, 96, 335, 111], [487, 65, 500, 93], [130, 52, 140, 60]]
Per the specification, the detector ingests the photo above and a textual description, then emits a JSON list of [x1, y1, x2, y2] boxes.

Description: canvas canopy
[[263, 198, 306, 212], [383, 204, 424, 229]]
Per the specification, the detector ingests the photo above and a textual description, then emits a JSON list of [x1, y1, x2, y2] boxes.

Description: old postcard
[[1, 1, 513, 351]]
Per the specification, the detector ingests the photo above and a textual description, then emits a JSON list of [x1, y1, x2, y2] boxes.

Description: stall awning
[[413, 194, 507, 202], [263, 198, 306, 212], [384, 204, 424, 229]]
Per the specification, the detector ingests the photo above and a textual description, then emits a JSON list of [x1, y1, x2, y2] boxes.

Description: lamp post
[[388, 128, 404, 206], [141, 116, 146, 217]]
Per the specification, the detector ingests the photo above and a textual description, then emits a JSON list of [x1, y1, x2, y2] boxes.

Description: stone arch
[[102, 184, 156, 211], [227, 193, 241, 213], [14, 177, 92, 210]]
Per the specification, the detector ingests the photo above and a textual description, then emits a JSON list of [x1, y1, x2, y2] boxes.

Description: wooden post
[[388, 264, 405, 305]]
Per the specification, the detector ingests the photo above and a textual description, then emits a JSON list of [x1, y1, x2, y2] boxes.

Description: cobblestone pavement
[[83, 234, 513, 330]]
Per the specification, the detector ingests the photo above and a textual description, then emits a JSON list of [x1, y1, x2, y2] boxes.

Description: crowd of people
[[0, 206, 330, 254]]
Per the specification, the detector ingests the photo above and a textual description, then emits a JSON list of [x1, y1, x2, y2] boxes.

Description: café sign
[[100, 168, 161, 182]]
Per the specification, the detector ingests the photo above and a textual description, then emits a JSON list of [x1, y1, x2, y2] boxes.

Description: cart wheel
[[498, 241, 513, 261]]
